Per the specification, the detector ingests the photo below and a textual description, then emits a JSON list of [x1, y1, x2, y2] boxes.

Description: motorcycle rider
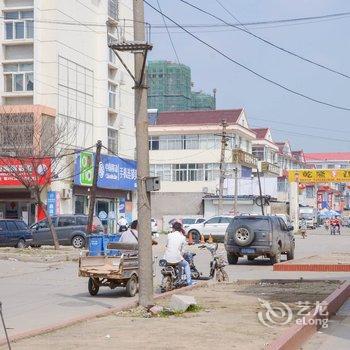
[[330, 216, 341, 234], [163, 222, 192, 286]]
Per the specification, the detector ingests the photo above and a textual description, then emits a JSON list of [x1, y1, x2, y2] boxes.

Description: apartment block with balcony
[[0, 0, 136, 224], [148, 109, 258, 219]]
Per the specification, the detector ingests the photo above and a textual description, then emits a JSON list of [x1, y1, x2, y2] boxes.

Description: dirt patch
[[5, 280, 341, 350], [0, 246, 80, 263]]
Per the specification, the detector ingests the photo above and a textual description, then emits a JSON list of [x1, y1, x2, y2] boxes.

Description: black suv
[[224, 215, 295, 265], [0, 219, 33, 248]]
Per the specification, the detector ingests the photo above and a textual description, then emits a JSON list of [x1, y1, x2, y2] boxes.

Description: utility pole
[[87, 140, 102, 237], [256, 166, 265, 215], [133, 0, 154, 307], [233, 162, 238, 215], [218, 119, 228, 215]]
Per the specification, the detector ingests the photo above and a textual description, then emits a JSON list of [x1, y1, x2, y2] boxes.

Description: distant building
[[147, 60, 215, 112], [190, 91, 215, 110]]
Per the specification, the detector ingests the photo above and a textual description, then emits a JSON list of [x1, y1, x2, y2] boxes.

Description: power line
[[180, 0, 350, 80], [144, 0, 350, 112], [156, 0, 181, 64]]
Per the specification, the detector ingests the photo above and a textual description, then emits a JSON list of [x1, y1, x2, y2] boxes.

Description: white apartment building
[[148, 109, 258, 219], [0, 0, 136, 226]]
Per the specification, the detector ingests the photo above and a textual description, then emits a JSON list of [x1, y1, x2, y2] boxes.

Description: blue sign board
[[47, 191, 57, 216], [74, 153, 137, 191]]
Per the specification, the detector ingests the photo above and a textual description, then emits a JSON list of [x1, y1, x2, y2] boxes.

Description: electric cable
[[144, 0, 350, 112]]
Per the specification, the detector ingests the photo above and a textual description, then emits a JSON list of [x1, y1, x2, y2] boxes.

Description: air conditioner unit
[[61, 188, 73, 199]]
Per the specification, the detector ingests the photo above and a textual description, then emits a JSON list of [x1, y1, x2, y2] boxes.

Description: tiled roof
[[305, 153, 350, 162], [155, 109, 243, 126], [251, 128, 269, 139]]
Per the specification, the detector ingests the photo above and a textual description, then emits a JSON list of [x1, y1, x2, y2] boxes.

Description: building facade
[[147, 60, 215, 112], [0, 0, 136, 226], [148, 109, 258, 221]]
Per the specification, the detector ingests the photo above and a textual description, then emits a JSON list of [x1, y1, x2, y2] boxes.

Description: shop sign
[[232, 149, 258, 168], [288, 169, 350, 183], [47, 191, 60, 216], [74, 152, 137, 191], [0, 157, 51, 186]]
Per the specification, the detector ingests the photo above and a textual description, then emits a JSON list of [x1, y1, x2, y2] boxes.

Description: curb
[[0, 281, 209, 347], [274, 263, 350, 272], [266, 281, 350, 350]]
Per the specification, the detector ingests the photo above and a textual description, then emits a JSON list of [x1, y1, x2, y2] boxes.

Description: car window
[[58, 216, 76, 227], [278, 218, 288, 231], [220, 217, 233, 224], [182, 218, 196, 225], [6, 221, 17, 231], [15, 221, 28, 230], [0, 222, 7, 231], [37, 220, 49, 229], [206, 217, 221, 224], [271, 217, 281, 231], [234, 218, 271, 231], [76, 216, 88, 225], [196, 219, 205, 223]]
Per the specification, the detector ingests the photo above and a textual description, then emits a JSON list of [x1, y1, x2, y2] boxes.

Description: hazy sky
[[144, 0, 350, 152]]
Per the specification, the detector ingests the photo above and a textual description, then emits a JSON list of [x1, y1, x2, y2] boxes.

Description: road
[[1, 227, 350, 340]]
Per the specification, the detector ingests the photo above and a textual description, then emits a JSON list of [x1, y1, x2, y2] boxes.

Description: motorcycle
[[159, 244, 229, 293], [330, 223, 340, 235]]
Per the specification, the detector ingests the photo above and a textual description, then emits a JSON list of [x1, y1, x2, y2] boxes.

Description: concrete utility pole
[[218, 119, 228, 215], [133, 0, 154, 307], [233, 146, 239, 215], [87, 140, 102, 239]]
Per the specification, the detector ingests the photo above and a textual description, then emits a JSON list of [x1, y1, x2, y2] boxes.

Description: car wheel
[[161, 275, 173, 293], [72, 235, 85, 249], [287, 244, 295, 261], [227, 252, 238, 265], [16, 239, 26, 249], [88, 277, 99, 296], [189, 230, 200, 244], [233, 225, 255, 247], [270, 247, 282, 265], [125, 275, 138, 297]]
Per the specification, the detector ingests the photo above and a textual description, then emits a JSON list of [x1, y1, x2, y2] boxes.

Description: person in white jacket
[[163, 222, 192, 286]]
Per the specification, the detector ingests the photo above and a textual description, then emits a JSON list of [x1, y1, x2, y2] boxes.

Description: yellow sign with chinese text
[[288, 169, 350, 183]]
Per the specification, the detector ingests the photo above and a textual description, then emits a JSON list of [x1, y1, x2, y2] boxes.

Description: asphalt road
[[1, 226, 350, 340]]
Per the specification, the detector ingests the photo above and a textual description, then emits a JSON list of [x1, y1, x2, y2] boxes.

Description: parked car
[[182, 218, 205, 229], [185, 215, 234, 243], [224, 215, 295, 265], [151, 218, 158, 234], [31, 214, 104, 249], [0, 219, 33, 248]]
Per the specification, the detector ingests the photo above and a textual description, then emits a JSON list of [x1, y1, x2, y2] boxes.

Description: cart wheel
[[88, 277, 99, 296], [125, 275, 138, 297]]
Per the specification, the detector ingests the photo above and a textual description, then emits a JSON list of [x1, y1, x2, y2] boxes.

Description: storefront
[[73, 151, 137, 232]]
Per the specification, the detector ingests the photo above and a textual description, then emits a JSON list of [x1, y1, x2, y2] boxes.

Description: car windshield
[[234, 218, 271, 231], [182, 218, 196, 225]]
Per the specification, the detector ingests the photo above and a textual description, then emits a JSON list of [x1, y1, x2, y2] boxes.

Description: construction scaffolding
[[190, 90, 216, 110]]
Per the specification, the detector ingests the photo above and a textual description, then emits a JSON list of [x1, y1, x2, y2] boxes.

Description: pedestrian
[[300, 219, 307, 239], [117, 216, 128, 233]]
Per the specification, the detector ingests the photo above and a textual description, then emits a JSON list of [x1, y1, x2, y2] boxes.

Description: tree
[[0, 109, 76, 250]]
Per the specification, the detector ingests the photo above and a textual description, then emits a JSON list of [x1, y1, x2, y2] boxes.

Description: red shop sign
[[0, 157, 51, 186]]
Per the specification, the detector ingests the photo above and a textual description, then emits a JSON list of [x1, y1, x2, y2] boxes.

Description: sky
[[144, 0, 350, 153]]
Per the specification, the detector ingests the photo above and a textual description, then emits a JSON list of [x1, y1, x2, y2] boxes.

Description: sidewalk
[[305, 298, 350, 349]]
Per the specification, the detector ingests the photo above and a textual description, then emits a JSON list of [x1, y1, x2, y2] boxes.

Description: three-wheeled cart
[[79, 243, 139, 297]]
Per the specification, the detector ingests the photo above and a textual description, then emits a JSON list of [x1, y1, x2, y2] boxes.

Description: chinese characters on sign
[[74, 152, 137, 191], [288, 169, 350, 183]]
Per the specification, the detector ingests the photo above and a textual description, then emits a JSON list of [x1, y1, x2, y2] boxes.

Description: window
[[315, 165, 323, 169], [4, 63, 34, 92], [4, 10, 34, 40], [6, 221, 17, 231], [220, 217, 232, 224], [108, 128, 118, 154], [0, 222, 7, 231], [15, 221, 28, 230], [173, 164, 188, 181], [75, 196, 86, 214], [108, 83, 117, 109], [204, 163, 219, 181], [252, 147, 264, 161], [306, 186, 315, 198], [149, 136, 159, 150], [278, 218, 288, 231], [150, 164, 171, 181], [76, 216, 88, 225], [340, 164, 348, 169], [58, 217, 76, 227], [277, 178, 288, 192], [327, 164, 335, 169], [206, 217, 221, 224]]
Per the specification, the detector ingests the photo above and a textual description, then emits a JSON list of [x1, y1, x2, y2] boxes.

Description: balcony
[[232, 149, 258, 169], [260, 161, 281, 176]]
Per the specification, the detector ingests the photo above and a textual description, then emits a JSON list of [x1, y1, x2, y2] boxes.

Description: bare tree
[[0, 109, 76, 250]]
